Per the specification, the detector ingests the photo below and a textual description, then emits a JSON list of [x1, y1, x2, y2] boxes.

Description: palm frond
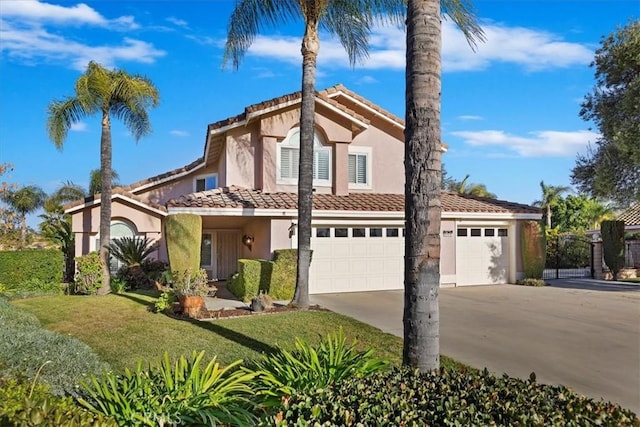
[[442, 0, 486, 50], [46, 98, 90, 149]]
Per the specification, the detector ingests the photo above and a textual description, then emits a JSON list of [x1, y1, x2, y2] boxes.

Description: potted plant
[[170, 268, 210, 318]]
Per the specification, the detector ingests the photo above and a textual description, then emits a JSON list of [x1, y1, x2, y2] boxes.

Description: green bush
[[0, 249, 63, 288], [1, 278, 64, 299], [0, 376, 116, 426], [164, 213, 201, 274], [516, 278, 547, 287], [521, 221, 546, 279], [79, 351, 257, 426], [228, 249, 298, 302], [107, 236, 157, 266], [247, 329, 389, 407], [0, 298, 108, 397], [602, 220, 626, 278], [262, 367, 639, 426], [74, 252, 104, 295]]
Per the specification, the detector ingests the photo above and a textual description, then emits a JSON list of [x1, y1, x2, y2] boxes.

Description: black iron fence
[[544, 233, 593, 279]]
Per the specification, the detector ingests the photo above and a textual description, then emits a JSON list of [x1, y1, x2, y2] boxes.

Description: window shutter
[[356, 154, 367, 184], [196, 179, 205, 192], [348, 154, 357, 183], [281, 147, 299, 179], [314, 150, 330, 180]]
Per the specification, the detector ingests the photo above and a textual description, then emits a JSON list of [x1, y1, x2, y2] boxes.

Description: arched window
[[94, 220, 138, 273], [278, 128, 332, 186]]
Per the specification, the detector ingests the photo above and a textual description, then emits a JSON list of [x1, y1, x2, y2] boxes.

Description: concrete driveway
[[310, 279, 640, 413]]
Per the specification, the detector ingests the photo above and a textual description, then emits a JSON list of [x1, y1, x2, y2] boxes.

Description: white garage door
[[309, 225, 404, 294], [456, 226, 510, 285]]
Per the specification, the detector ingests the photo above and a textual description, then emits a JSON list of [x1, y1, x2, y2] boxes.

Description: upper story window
[[278, 128, 332, 186], [194, 174, 218, 192], [348, 147, 372, 189]]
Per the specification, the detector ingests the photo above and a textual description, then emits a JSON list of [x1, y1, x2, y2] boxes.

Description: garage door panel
[[456, 228, 509, 286]]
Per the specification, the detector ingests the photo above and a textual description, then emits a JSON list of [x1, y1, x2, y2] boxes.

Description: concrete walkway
[[310, 280, 640, 413]]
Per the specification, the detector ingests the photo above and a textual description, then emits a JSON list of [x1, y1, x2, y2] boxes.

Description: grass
[[10, 291, 422, 373]]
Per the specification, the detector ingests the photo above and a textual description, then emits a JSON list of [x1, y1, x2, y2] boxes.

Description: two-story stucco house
[[65, 84, 541, 294]]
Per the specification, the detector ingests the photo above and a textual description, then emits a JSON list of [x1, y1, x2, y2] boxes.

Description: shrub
[[261, 367, 640, 426], [0, 376, 116, 426], [108, 277, 128, 294], [164, 213, 201, 273], [0, 298, 108, 397], [79, 351, 257, 426], [247, 329, 390, 406], [517, 278, 547, 287], [0, 249, 63, 288], [107, 236, 157, 266], [228, 249, 298, 302], [74, 252, 104, 295], [152, 289, 177, 313], [2, 278, 64, 299], [602, 220, 626, 278], [521, 221, 546, 279]]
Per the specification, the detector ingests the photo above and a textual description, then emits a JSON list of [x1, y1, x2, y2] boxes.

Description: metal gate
[[544, 233, 593, 279]]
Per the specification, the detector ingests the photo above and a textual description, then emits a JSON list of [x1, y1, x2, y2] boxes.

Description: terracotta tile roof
[[207, 85, 370, 133], [167, 186, 540, 215], [64, 187, 168, 213], [123, 158, 205, 193], [321, 84, 405, 128], [617, 204, 640, 226]]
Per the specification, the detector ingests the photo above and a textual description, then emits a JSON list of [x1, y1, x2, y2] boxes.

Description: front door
[[200, 230, 240, 281]]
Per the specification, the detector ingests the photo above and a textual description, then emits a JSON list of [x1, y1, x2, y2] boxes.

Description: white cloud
[[450, 129, 600, 157], [0, 20, 165, 70], [457, 115, 483, 121], [243, 20, 592, 73], [356, 75, 378, 84], [166, 16, 188, 28], [170, 130, 189, 137], [70, 122, 87, 131], [0, 0, 138, 30]]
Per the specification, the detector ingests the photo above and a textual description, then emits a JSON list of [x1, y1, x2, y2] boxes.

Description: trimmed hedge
[[0, 249, 63, 288], [164, 213, 201, 274], [521, 221, 546, 279], [602, 220, 626, 278], [262, 367, 639, 426], [228, 249, 298, 302], [0, 298, 108, 397]]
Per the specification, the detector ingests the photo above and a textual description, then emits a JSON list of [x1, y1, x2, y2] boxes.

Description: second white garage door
[[309, 225, 404, 294], [456, 226, 510, 285]]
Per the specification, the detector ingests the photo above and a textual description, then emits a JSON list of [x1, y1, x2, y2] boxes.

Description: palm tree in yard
[[404, 0, 484, 371], [47, 61, 159, 294], [533, 181, 570, 229], [447, 174, 496, 198], [1, 184, 46, 248], [224, 0, 405, 309]]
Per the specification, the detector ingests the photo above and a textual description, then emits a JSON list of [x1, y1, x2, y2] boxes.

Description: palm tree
[[1, 185, 46, 248], [47, 61, 159, 294], [533, 181, 570, 229], [404, 0, 484, 371], [89, 168, 120, 196], [582, 198, 615, 230], [224, 0, 405, 309], [447, 174, 496, 198]]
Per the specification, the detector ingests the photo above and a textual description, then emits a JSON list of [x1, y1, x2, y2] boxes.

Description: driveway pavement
[[310, 279, 640, 413]]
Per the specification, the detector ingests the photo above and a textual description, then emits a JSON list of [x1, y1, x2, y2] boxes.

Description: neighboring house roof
[[617, 204, 640, 227], [64, 188, 168, 215], [166, 186, 541, 216]]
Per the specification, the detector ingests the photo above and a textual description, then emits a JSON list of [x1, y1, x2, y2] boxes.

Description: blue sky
[[0, 0, 637, 227]]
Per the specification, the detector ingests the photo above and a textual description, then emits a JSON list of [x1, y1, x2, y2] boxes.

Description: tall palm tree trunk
[[98, 112, 112, 294], [403, 0, 442, 371], [546, 205, 552, 229], [19, 215, 27, 248], [292, 23, 320, 309]]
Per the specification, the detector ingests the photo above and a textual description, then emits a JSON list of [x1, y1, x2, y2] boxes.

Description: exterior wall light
[[242, 234, 255, 251]]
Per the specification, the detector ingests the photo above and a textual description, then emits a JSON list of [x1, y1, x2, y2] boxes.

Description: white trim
[[315, 98, 369, 129], [347, 146, 373, 190], [65, 193, 168, 216], [443, 212, 541, 220], [133, 162, 206, 193], [327, 90, 403, 129], [276, 127, 332, 187]]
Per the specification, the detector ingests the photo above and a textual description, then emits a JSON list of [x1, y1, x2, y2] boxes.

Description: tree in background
[[404, 0, 483, 371], [1, 185, 46, 248], [572, 20, 640, 207], [445, 174, 496, 199], [47, 61, 159, 294], [552, 194, 615, 232], [0, 163, 19, 248], [89, 168, 120, 196], [533, 181, 570, 229], [224, 0, 405, 309]]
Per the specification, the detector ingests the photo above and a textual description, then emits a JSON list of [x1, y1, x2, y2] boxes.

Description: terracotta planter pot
[[179, 295, 204, 318]]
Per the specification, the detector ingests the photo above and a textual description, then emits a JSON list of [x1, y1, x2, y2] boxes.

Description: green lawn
[[12, 292, 411, 372]]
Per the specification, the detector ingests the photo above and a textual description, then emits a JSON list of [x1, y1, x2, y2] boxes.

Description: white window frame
[[194, 173, 218, 192], [277, 128, 332, 187], [91, 219, 138, 273], [348, 146, 372, 189]]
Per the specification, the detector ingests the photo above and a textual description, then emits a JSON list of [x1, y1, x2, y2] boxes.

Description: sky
[[0, 0, 637, 228]]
